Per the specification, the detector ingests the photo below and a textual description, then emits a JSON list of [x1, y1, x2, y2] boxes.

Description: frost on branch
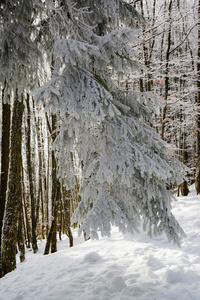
[[34, 0, 188, 245]]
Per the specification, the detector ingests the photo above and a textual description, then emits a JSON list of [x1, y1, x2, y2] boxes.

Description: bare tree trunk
[[34, 106, 43, 235], [50, 114, 58, 253], [195, 0, 200, 194], [50, 180, 59, 254], [22, 178, 31, 248], [180, 130, 189, 196], [1, 95, 24, 277], [40, 130, 46, 240], [58, 199, 63, 241], [44, 179, 60, 255], [17, 183, 25, 263], [25, 94, 38, 253], [44, 113, 59, 254], [35, 126, 42, 235], [37, 119, 46, 239], [46, 129, 50, 237], [140, 0, 152, 92], [161, 0, 173, 140], [62, 189, 73, 247], [0, 87, 11, 277]]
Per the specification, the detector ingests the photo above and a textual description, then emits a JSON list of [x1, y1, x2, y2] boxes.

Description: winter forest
[[0, 0, 199, 286]]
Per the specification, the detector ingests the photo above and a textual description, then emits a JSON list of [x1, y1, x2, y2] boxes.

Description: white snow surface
[[0, 185, 200, 300]]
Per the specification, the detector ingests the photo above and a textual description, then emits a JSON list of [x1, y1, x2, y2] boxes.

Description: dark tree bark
[[58, 200, 63, 241], [44, 114, 59, 254], [0, 88, 11, 277], [44, 179, 60, 255], [62, 189, 73, 247], [45, 119, 50, 237], [50, 114, 58, 253], [25, 94, 38, 253], [40, 133, 46, 240], [180, 131, 189, 196], [34, 106, 43, 234], [1, 96, 24, 277], [50, 179, 59, 254], [22, 179, 31, 248], [139, 0, 152, 92], [161, 0, 173, 140], [195, 0, 200, 194], [38, 121, 46, 240], [17, 186, 25, 263]]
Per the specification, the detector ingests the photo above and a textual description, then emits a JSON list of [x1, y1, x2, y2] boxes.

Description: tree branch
[[169, 23, 197, 55]]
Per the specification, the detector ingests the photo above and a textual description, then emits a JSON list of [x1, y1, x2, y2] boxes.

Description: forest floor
[[0, 185, 200, 300]]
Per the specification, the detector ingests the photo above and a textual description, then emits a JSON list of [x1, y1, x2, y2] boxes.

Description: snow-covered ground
[[0, 185, 200, 300]]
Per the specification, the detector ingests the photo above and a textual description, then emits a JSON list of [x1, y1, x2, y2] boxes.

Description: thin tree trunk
[[40, 137, 46, 240], [46, 129, 50, 237], [140, 0, 151, 92], [17, 183, 25, 263], [1, 95, 24, 277], [35, 137, 42, 233], [161, 0, 173, 140], [50, 114, 58, 253], [44, 113, 59, 254], [22, 177, 31, 248], [25, 94, 38, 253], [44, 179, 60, 255], [34, 106, 42, 233], [180, 130, 189, 196], [50, 179, 59, 254], [0, 87, 11, 277], [58, 199, 63, 241], [195, 0, 200, 194], [62, 189, 73, 247], [39, 124, 46, 240]]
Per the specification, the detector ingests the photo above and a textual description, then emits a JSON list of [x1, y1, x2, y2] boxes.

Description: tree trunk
[[22, 177, 31, 248], [180, 118, 189, 196], [161, 0, 173, 140], [45, 124, 50, 237], [17, 185, 25, 263], [0, 90, 11, 277], [50, 179, 59, 254], [44, 179, 60, 255], [181, 181, 189, 196], [50, 114, 58, 253], [140, 0, 152, 92], [34, 106, 43, 234], [25, 94, 38, 253], [58, 199, 63, 241], [62, 189, 73, 247], [1, 96, 24, 277], [195, 0, 200, 194], [44, 113, 59, 254]]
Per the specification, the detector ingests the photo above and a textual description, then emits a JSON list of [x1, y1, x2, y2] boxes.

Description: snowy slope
[[0, 185, 200, 300]]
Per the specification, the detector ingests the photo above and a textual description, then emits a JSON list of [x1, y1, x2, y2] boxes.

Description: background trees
[[0, 0, 199, 277], [135, 0, 198, 193], [0, 0, 36, 275]]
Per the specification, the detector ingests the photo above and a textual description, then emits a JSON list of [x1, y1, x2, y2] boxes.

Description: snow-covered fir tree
[[34, 0, 188, 245]]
